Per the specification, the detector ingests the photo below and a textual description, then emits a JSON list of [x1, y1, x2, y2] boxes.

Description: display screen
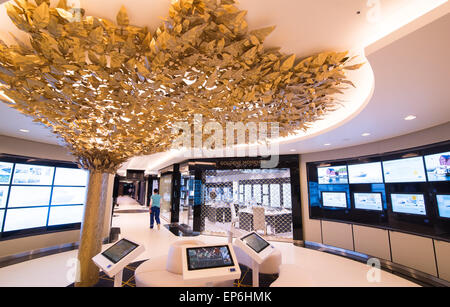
[[51, 187, 87, 205], [424, 152, 450, 182], [8, 186, 52, 207], [391, 194, 426, 216], [383, 157, 426, 183], [3, 207, 49, 231], [348, 162, 383, 184], [322, 192, 347, 208], [48, 205, 84, 226], [186, 245, 234, 271], [353, 193, 383, 211], [0, 162, 13, 184], [101, 239, 139, 264], [12, 164, 55, 185], [318, 165, 348, 184], [54, 168, 88, 186], [241, 232, 270, 253], [436, 195, 450, 219]]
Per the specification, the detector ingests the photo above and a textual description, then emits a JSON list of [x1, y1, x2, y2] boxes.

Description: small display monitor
[[353, 193, 383, 211], [424, 152, 450, 182], [390, 193, 426, 216], [317, 165, 348, 184], [240, 232, 270, 253], [383, 157, 426, 183], [348, 162, 383, 184], [322, 192, 347, 208], [101, 239, 139, 264], [186, 245, 234, 271], [436, 194, 450, 219]]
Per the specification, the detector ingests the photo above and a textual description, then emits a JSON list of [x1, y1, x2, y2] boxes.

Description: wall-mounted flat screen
[[391, 194, 426, 216], [318, 165, 348, 184], [424, 152, 450, 182], [240, 232, 270, 253], [0, 162, 13, 184], [383, 157, 426, 183], [322, 192, 347, 208], [101, 239, 139, 264], [12, 164, 54, 185], [48, 205, 84, 226], [3, 207, 49, 231], [186, 245, 234, 271], [436, 195, 450, 219], [51, 187, 87, 205], [353, 193, 383, 211], [54, 168, 89, 186], [348, 162, 383, 184]]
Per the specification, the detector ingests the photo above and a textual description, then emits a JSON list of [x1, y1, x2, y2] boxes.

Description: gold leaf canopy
[[0, 0, 363, 172]]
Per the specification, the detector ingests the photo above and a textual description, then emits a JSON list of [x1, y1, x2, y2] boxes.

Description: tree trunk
[[75, 171, 109, 287]]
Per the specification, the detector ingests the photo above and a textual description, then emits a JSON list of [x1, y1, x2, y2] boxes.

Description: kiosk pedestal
[[92, 238, 144, 287], [235, 232, 277, 287]]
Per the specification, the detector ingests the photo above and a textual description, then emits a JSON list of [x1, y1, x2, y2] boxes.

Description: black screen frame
[[241, 232, 270, 253], [101, 238, 139, 264], [186, 245, 235, 271]]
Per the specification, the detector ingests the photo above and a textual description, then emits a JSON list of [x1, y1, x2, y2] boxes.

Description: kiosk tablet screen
[[241, 232, 270, 253], [186, 245, 234, 271], [101, 239, 139, 264]]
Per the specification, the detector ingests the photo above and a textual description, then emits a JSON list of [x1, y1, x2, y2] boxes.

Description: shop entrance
[[178, 174, 195, 230]]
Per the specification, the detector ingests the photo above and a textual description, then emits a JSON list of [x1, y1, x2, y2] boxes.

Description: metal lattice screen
[[200, 169, 293, 241]]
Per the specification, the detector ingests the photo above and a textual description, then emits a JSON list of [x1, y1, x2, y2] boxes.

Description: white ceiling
[[0, 0, 448, 172]]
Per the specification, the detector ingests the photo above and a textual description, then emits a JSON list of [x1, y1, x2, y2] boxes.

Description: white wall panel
[[434, 239, 450, 282], [389, 231, 437, 276], [322, 221, 354, 251], [353, 225, 391, 260]]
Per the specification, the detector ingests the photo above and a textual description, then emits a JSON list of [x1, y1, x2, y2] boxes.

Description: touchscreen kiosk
[[181, 243, 241, 284], [93, 238, 144, 281], [235, 232, 275, 264]]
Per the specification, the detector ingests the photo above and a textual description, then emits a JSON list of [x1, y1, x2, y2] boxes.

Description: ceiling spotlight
[[289, 149, 296, 152], [324, 143, 331, 146], [404, 115, 417, 121], [19, 129, 30, 133], [362, 133, 371, 137]]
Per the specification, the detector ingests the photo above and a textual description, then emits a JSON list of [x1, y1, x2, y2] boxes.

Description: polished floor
[[0, 196, 419, 287]]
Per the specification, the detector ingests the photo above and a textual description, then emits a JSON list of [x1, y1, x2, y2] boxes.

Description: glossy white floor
[[0, 196, 418, 287]]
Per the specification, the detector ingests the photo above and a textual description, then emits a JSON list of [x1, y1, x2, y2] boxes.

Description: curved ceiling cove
[[0, 0, 368, 172]]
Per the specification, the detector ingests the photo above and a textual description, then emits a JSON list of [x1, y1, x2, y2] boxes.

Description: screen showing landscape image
[[383, 157, 426, 183], [0, 162, 13, 184], [318, 165, 348, 184], [348, 162, 383, 184], [391, 194, 426, 216], [424, 152, 450, 182]]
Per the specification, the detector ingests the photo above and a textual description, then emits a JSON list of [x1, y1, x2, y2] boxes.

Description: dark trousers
[[150, 206, 160, 228]]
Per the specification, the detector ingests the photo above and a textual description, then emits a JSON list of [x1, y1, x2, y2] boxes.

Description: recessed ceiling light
[[324, 143, 331, 146], [19, 129, 30, 133], [289, 149, 296, 152], [362, 133, 371, 137], [404, 115, 417, 121]]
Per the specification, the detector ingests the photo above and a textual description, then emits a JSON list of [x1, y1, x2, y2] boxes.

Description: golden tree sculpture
[[0, 0, 362, 286]]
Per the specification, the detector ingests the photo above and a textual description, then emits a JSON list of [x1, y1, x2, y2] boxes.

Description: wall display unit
[[353, 192, 383, 211], [0, 154, 89, 240], [383, 157, 427, 183], [424, 152, 450, 182], [306, 141, 450, 241], [321, 191, 347, 209], [348, 162, 383, 184], [436, 194, 450, 219], [390, 193, 426, 216]]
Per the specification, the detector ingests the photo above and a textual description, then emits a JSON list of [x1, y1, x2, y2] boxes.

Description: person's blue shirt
[[151, 194, 161, 208]]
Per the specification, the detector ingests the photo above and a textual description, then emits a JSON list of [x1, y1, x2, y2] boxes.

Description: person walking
[[149, 189, 162, 230]]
